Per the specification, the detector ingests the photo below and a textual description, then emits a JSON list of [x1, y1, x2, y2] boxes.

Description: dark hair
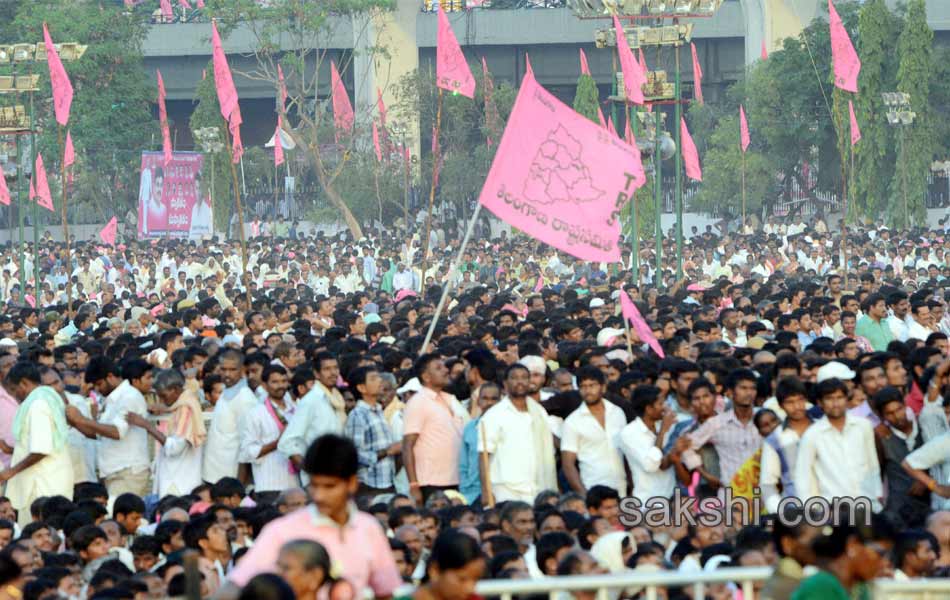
[[113, 493, 145, 519], [237, 573, 296, 600], [6, 362, 40, 386], [575, 366, 605, 386], [303, 435, 358, 479], [814, 378, 848, 402], [892, 530, 933, 571], [119, 359, 152, 383], [585, 485, 620, 511], [536, 531, 574, 573], [261, 364, 288, 384], [130, 535, 161, 557], [776, 377, 808, 404], [425, 530, 484, 582], [630, 385, 661, 418], [872, 386, 905, 416], [69, 525, 107, 553], [686, 377, 716, 399], [726, 368, 758, 390], [211, 477, 245, 501]]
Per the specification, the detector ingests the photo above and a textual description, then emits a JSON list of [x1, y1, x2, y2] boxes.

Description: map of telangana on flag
[[523, 125, 606, 207]]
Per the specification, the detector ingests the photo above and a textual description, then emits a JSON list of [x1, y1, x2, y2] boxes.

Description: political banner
[[137, 151, 211, 240]]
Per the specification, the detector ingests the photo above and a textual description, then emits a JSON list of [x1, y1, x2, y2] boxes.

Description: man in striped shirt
[[344, 365, 399, 498]]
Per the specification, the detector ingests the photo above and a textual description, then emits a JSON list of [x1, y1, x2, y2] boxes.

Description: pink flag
[[624, 119, 646, 190], [613, 16, 645, 105], [274, 116, 285, 167], [534, 275, 544, 293], [32, 154, 54, 212], [607, 115, 616, 136], [157, 70, 173, 167], [372, 121, 382, 162], [739, 105, 751, 152], [525, 53, 533, 78], [330, 60, 354, 140], [229, 108, 243, 164], [197, 0, 205, 7], [0, 163, 9, 207], [179, 0, 192, 9], [579, 48, 591, 76], [99, 216, 118, 246], [761, 40, 769, 60], [829, 0, 860, 93], [211, 22, 239, 123], [277, 64, 288, 108], [691, 42, 704, 105], [681, 117, 702, 181], [160, 0, 173, 20], [849, 99, 861, 146], [477, 72, 640, 263], [621, 289, 664, 357], [436, 7, 475, 98], [43, 24, 74, 127], [64, 131, 75, 168]]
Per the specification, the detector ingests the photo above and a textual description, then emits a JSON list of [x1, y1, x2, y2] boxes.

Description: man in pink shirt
[[402, 354, 468, 505], [221, 435, 401, 599]]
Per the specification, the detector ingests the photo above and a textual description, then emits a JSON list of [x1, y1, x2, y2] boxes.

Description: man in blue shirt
[[458, 382, 501, 505]]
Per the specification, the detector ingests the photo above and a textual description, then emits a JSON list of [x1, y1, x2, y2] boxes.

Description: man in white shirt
[[560, 367, 627, 496], [203, 349, 259, 484], [759, 378, 813, 514], [886, 291, 912, 342], [619, 385, 684, 504], [393, 263, 414, 292], [794, 378, 883, 512], [96, 359, 154, 498], [239, 365, 299, 497], [907, 301, 934, 342]]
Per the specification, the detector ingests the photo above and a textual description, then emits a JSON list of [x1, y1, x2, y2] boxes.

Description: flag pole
[[420, 202, 482, 356], [420, 88, 443, 292], [222, 123, 251, 309], [57, 126, 73, 318], [741, 147, 746, 225]]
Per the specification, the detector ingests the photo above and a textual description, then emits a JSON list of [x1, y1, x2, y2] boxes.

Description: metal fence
[[420, 0, 567, 11], [872, 578, 950, 600]]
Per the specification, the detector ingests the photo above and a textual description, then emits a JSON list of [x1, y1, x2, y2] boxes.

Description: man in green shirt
[[855, 293, 893, 351]]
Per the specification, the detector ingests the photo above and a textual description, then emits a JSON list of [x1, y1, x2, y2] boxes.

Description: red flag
[[330, 60, 354, 140], [277, 64, 288, 108], [761, 40, 769, 60], [43, 24, 74, 127], [435, 6, 475, 98], [579, 48, 591, 76], [624, 119, 646, 190], [157, 70, 173, 167], [32, 154, 54, 212], [99, 216, 118, 246], [681, 117, 702, 181], [0, 163, 10, 206], [691, 42, 704, 104], [525, 53, 533, 78], [64, 130, 75, 168], [372, 122, 382, 162], [740, 105, 751, 152], [160, 0, 173, 20], [849, 99, 861, 146], [211, 22, 239, 124], [829, 0, 860, 93], [614, 17, 645, 105], [621, 289, 664, 357], [179, 0, 192, 9], [274, 116, 285, 167]]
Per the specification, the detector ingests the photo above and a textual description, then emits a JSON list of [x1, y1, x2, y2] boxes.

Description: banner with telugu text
[[137, 151, 211, 240]]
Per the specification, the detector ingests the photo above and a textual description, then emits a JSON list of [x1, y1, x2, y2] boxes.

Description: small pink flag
[[32, 154, 54, 212], [614, 16, 645, 105], [621, 289, 664, 357], [681, 117, 702, 181], [829, 0, 860, 93], [64, 131, 75, 168], [211, 22, 239, 124], [277, 64, 288, 108], [739, 105, 751, 152], [761, 40, 769, 60], [99, 216, 118, 246], [179, 0, 192, 9], [157, 70, 173, 167], [160, 0, 173, 20], [624, 119, 646, 190], [274, 116, 285, 167], [436, 7, 475, 98], [691, 42, 704, 105], [43, 24, 74, 127], [330, 60, 354, 140], [372, 121, 382, 162], [477, 72, 640, 263], [0, 163, 10, 206], [525, 53, 533, 78], [849, 99, 861, 146], [197, 0, 205, 7], [534, 275, 544, 293], [229, 108, 243, 164], [579, 48, 591, 76]]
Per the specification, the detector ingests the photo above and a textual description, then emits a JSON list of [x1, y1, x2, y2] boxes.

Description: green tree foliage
[[573, 75, 601, 125], [4, 3, 154, 222], [189, 65, 236, 234], [892, 0, 933, 227]]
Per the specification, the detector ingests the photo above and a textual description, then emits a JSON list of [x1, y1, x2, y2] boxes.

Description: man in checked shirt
[[344, 365, 400, 498]]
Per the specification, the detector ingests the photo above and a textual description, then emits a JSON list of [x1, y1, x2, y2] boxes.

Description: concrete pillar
[[742, 0, 820, 65]]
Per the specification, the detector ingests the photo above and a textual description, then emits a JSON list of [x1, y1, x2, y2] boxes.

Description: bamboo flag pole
[[222, 124, 251, 309], [57, 126, 73, 318], [420, 88, 444, 291], [741, 148, 747, 224]]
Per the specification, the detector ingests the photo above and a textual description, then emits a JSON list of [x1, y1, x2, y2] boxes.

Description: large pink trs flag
[[436, 6, 475, 98], [740, 105, 751, 152], [613, 16, 645, 105], [211, 22, 243, 163], [849, 100, 861, 146], [157, 70, 173, 167], [829, 0, 860, 93], [31, 154, 55, 212], [330, 60, 354, 140], [620, 289, 664, 357], [43, 24, 73, 127], [681, 117, 702, 181], [478, 72, 646, 263], [691, 43, 703, 104], [0, 163, 9, 206]]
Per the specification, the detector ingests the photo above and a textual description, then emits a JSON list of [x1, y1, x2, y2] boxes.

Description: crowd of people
[[0, 215, 946, 600]]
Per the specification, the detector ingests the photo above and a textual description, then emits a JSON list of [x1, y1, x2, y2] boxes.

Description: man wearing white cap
[[518, 355, 552, 405]]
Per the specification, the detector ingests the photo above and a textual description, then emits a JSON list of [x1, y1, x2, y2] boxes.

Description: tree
[[206, 0, 395, 239], [5, 3, 154, 223], [573, 75, 601, 125], [892, 0, 933, 227], [854, 0, 901, 221], [189, 64, 237, 234]]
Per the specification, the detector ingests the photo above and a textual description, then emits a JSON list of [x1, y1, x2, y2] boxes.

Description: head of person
[[302, 435, 359, 519], [415, 353, 449, 392], [424, 530, 486, 600], [893, 530, 937, 578], [576, 366, 606, 406], [277, 540, 345, 600]]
